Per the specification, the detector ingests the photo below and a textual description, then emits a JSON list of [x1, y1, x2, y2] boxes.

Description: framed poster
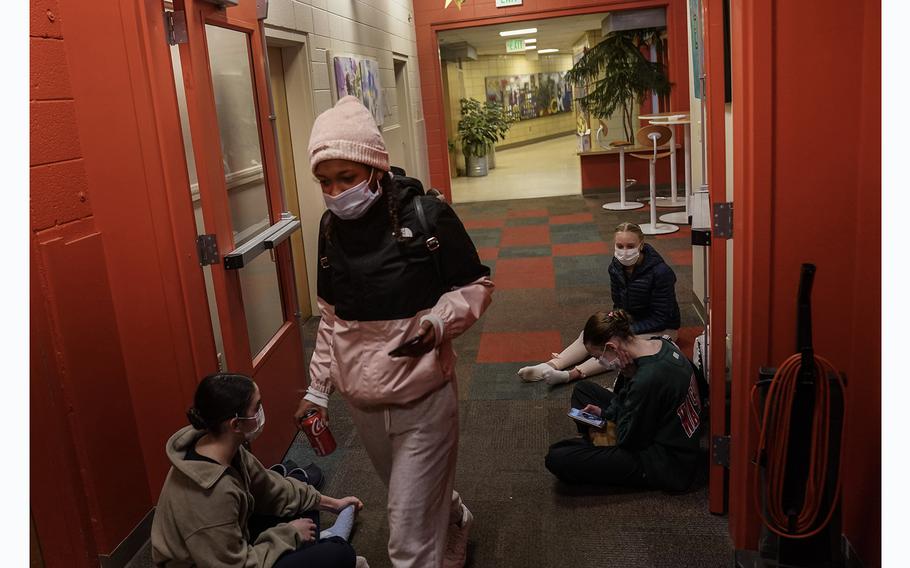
[[331, 53, 385, 126]]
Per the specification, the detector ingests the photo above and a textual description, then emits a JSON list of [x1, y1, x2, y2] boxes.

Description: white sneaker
[[443, 504, 473, 568], [355, 556, 370, 568]]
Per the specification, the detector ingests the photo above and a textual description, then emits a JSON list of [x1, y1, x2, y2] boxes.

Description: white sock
[[320, 505, 356, 541], [517, 363, 553, 382], [543, 368, 571, 385]]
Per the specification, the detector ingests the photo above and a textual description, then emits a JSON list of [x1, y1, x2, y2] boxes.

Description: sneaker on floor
[[287, 462, 324, 490], [355, 556, 370, 568], [268, 463, 288, 476], [443, 504, 473, 568]]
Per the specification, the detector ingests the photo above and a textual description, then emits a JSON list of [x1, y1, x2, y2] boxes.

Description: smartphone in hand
[[388, 335, 422, 358], [568, 407, 605, 428]]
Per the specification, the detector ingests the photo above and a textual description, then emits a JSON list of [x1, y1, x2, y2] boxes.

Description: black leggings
[[248, 473, 356, 568], [545, 381, 648, 487]]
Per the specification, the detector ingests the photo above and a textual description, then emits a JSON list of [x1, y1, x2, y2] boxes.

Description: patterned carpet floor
[[284, 190, 733, 568]]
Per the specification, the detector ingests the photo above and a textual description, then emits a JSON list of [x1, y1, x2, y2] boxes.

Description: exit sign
[[506, 39, 525, 53], [496, 0, 523, 7]]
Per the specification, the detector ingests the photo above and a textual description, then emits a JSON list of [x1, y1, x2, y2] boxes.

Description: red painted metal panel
[[30, 239, 97, 568], [37, 230, 152, 553], [701, 0, 727, 515], [728, 0, 773, 549], [729, 0, 881, 563]]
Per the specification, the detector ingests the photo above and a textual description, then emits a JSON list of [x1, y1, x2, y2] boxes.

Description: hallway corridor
[[282, 192, 728, 567], [450, 134, 581, 204]]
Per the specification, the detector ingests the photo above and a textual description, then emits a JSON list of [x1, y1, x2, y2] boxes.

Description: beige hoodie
[[151, 426, 322, 567]]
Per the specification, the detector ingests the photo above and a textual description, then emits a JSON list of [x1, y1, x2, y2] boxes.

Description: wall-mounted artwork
[[332, 54, 385, 126], [484, 72, 572, 121]]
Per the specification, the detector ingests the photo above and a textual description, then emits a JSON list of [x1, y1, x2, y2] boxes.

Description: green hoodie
[[602, 338, 704, 492], [151, 425, 322, 567]]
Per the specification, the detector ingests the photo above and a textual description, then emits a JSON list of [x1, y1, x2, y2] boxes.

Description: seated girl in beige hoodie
[[151, 373, 368, 568]]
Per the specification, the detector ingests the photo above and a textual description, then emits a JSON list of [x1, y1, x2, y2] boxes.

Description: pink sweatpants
[[348, 381, 464, 568]]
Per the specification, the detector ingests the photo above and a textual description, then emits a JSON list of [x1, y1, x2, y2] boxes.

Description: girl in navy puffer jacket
[[518, 222, 680, 384]]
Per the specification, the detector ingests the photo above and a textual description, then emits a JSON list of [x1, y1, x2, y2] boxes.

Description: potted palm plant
[[483, 101, 514, 170], [457, 98, 498, 177], [566, 28, 671, 143]]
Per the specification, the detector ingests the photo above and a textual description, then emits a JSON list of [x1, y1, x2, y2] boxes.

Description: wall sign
[[506, 39, 525, 53], [496, 0, 522, 6]]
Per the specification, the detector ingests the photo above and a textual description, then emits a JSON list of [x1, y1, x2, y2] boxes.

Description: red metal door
[[700, 0, 730, 515], [172, 0, 305, 465]]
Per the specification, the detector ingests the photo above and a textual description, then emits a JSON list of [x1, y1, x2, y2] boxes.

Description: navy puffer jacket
[[608, 243, 681, 334]]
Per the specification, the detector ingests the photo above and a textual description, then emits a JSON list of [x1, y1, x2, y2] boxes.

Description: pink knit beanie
[[307, 96, 390, 174]]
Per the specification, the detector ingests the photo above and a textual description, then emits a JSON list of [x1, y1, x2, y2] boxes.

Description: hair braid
[[382, 172, 406, 242]]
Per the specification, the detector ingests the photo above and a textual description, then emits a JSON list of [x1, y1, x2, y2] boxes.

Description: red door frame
[[727, 0, 772, 548], [700, 0, 729, 515], [415, 0, 692, 202], [174, 0, 305, 465]]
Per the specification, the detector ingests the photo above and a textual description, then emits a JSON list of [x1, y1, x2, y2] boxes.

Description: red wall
[[30, 0, 214, 562], [729, 0, 880, 565], [413, 0, 692, 200]]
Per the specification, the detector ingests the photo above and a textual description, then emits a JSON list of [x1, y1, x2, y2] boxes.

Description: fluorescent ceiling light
[[538, 48, 559, 54], [499, 28, 537, 37], [524, 45, 537, 50], [524, 38, 537, 43]]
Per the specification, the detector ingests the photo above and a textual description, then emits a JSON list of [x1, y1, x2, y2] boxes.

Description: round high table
[[638, 112, 688, 208], [650, 115, 693, 225]]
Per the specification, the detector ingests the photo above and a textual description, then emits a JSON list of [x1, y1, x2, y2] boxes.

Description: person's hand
[[294, 399, 329, 429], [289, 517, 317, 542], [581, 404, 603, 417], [392, 321, 436, 358], [320, 495, 364, 513], [615, 347, 637, 377]]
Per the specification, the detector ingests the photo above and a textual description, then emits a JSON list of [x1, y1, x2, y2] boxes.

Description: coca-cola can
[[302, 408, 336, 456]]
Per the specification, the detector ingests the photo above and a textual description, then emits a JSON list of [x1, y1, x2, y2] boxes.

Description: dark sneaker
[[287, 462, 324, 490]]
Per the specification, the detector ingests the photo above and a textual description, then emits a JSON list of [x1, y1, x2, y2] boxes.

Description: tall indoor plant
[[566, 28, 671, 143], [483, 101, 514, 169], [457, 98, 498, 177]]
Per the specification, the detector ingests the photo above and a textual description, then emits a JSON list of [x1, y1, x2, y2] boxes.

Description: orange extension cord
[[750, 353, 847, 539]]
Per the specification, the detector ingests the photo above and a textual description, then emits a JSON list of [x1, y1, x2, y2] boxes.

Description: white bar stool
[[602, 140, 644, 211], [638, 112, 687, 208], [629, 125, 679, 235], [654, 115, 693, 225]]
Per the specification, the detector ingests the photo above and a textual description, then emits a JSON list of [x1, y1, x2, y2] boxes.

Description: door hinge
[[256, 0, 269, 20], [164, 10, 188, 45], [712, 435, 731, 468], [713, 202, 733, 238], [196, 234, 220, 266]]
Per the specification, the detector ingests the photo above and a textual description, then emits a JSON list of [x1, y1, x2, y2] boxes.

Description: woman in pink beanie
[[293, 96, 494, 568]]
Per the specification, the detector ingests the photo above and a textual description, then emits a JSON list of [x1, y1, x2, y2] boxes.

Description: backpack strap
[[413, 196, 443, 284]]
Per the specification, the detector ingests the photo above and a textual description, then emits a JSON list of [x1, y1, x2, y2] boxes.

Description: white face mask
[[323, 170, 382, 220], [238, 406, 265, 442], [615, 245, 641, 267], [596, 343, 620, 368]]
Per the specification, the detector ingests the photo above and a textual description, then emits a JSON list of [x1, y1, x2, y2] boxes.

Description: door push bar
[[223, 211, 301, 270]]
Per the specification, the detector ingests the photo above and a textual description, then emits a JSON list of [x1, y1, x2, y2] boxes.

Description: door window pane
[[205, 24, 286, 357]]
